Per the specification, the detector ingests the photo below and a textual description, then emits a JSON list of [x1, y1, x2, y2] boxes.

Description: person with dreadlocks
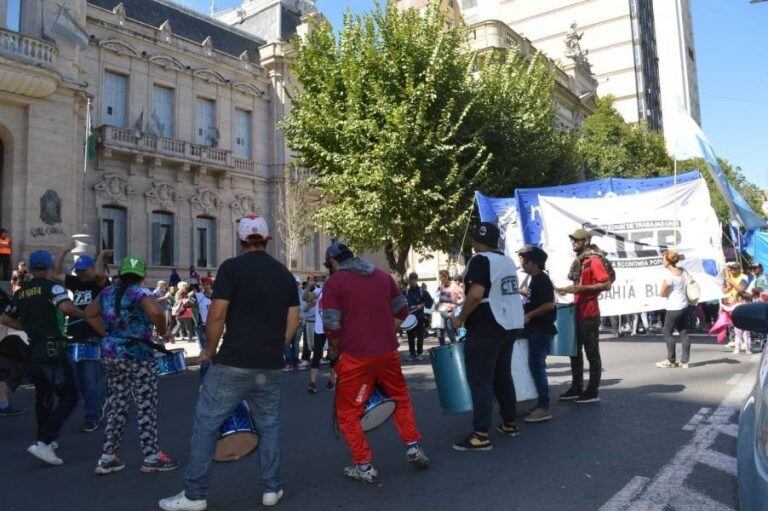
[[556, 229, 613, 404], [84, 255, 179, 475]]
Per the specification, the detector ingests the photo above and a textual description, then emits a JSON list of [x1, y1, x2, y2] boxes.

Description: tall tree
[[276, 165, 313, 270]]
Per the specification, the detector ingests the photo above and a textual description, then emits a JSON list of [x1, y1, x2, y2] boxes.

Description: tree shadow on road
[[688, 357, 741, 368]]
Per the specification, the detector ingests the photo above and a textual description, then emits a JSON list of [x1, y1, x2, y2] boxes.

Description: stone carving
[[190, 189, 223, 214], [565, 22, 592, 74], [230, 193, 260, 216], [145, 182, 180, 209], [94, 174, 136, 202], [112, 3, 126, 25], [149, 54, 186, 71], [201, 36, 214, 55], [159, 20, 172, 42], [233, 82, 265, 97], [40, 190, 62, 225], [193, 68, 227, 85], [99, 38, 139, 57]]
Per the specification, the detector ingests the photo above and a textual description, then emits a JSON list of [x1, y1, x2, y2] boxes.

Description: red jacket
[[321, 258, 408, 357]]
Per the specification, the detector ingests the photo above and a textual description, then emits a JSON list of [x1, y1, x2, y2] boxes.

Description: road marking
[[600, 367, 755, 511], [726, 373, 744, 385], [718, 424, 738, 438]]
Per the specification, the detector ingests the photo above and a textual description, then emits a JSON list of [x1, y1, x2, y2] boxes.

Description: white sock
[[100, 453, 115, 462]]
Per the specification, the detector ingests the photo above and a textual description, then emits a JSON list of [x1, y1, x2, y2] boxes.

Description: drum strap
[[125, 338, 172, 355]]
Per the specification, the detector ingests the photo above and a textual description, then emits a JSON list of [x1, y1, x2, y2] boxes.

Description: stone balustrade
[[0, 28, 57, 67]]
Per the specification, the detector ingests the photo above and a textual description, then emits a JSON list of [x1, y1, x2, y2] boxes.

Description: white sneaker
[[158, 491, 207, 511], [27, 441, 63, 466], [262, 489, 284, 507]]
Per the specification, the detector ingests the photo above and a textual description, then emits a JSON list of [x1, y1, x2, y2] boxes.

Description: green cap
[[569, 228, 592, 241], [119, 255, 147, 277]]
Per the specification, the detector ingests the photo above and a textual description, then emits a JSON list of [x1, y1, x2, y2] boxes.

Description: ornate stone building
[[0, 0, 326, 281]]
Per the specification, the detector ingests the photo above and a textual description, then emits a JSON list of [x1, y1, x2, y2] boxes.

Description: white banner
[[538, 179, 724, 316]]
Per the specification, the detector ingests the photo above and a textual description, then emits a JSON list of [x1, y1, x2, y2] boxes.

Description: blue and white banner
[[538, 178, 724, 315]]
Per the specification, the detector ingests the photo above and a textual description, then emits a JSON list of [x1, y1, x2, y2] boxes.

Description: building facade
[[0, 0, 328, 282], [403, 0, 701, 149]]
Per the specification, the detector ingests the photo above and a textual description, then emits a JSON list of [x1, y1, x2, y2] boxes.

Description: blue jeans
[[283, 321, 302, 366], [527, 333, 553, 408], [184, 364, 283, 498], [196, 327, 210, 378], [72, 358, 104, 423]]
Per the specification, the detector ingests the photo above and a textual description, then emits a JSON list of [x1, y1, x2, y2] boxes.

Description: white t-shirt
[[314, 289, 324, 335], [195, 291, 212, 325], [664, 272, 688, 311]]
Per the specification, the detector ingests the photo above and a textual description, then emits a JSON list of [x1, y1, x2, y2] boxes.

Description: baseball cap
[[324, 241, 352, 263], [569, 228, 592, 241], [408, 272, 419, 281], [472, 222, 500, 248], [517, 245, 548, 266], [118, 255, 146, 277], [73, 254, 96, 271], [29, 250, 53, 270], [237, 215, 269, 242], [726, 260, 741, 268]]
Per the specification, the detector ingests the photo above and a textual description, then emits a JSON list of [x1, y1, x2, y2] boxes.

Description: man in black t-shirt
[[1, 250, 83, 466], [518, 245, 557, 423], [53, 246, 110, 432], [160, 216, 300, 511], [452, 223, 523, 452]]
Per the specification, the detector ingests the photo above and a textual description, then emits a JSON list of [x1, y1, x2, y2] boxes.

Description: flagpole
[[82, 96, 91, 232]]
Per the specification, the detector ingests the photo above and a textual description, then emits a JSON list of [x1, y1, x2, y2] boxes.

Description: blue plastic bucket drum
[[215, 400, 260, 462], [428, 341, 473, 414], [67, 342, 101, 361], [154, 348, 187, 376], [361, 385, 396, 432], [551, 304, 577, 356]]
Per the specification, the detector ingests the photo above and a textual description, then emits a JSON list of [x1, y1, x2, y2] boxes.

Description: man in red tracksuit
[[321, 242, 429, 483]]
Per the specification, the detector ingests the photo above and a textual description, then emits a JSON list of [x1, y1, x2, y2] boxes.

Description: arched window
[[100, 206, 126, 264], [151, 211, 175, 266], [195, 216, 217, 268]]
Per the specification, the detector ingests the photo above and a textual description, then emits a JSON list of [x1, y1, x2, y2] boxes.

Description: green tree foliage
[[283, 0, 573, 274]]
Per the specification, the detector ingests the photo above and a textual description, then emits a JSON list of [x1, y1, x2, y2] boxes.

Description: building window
[[151, 211, 175, 266], [195, 216, 216, 268], [196, 98, 217, 146], [102, 71, 128, 127], [152, 85, 174, 138], [234, 109, 252, 159], [4, 0, 22, 31], [100, 206, 126, 264]]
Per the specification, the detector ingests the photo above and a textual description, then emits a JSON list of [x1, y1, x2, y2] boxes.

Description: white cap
[[237, 215, 269, 241]]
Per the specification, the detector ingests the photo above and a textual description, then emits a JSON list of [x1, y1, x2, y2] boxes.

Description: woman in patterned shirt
[[85, 255, 180, 476]]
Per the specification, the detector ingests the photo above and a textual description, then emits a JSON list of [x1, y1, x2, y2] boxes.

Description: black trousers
[[407, 322, 425, 356], [0, 254, 10, 281], [570, 317, 602, 393], [465, 334, 517, 433], [29, 357, 79, 444]]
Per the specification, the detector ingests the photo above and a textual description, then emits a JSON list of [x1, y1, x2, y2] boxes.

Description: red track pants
[[335, 349, 421, 465]]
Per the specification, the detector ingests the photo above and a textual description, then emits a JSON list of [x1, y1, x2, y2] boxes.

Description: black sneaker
[[307, 382, 317, 395], [95, 455, 125, 475], [140, 452, 180, 473], [558, 388, 583, 401], [0, 405, 23, 417], [81, 421, 99, 433], [326, 380, 336, 391], [452, 433, 492, 451], [496, 423, 521, 437], [575, 391, 600, 404]]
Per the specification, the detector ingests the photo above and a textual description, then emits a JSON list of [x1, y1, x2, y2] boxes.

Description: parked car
[[731, 302, 768, 510]]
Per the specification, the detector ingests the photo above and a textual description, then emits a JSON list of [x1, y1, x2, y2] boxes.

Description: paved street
[[0, 335, 759, 511]]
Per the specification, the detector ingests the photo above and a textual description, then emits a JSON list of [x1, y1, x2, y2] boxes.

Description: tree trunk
[[384, 241, 410, 282]]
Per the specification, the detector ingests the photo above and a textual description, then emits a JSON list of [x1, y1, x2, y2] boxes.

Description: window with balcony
[[196, 98, 217, 147], [4, 0, 22, 31], [195, 216, 217, 268], [152, 85, 174, 138], [100, 206, 126, 264], [234, 109, 252, 160], [151, 211, 176, 266], [102, 71, 128, 127]]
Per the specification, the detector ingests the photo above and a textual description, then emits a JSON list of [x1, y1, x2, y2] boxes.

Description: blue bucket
[[428, 342, 473, 414], [551, 304, 577, 356]]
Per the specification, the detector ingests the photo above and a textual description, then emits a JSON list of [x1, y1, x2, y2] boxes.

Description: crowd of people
[[0, 213, 762, 510]]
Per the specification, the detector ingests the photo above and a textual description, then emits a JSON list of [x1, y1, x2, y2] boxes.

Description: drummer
[[84, 255, 179, 475], [452, 223, 524, 451], [0, 250, 83, 466], [405, 272, 433, 361], [159, 216, 300, 510], [321, 242, 429, 483], [517, 246, 556, 423], [53, 245, 111, 433]]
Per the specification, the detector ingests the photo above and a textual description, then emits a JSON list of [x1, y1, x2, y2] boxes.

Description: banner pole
[[673, 157, 678, 250]]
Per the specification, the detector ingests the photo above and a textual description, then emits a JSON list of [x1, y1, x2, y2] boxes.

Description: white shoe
[[262, 489, 284, 507], [158, 491, 207, 511], [27, 441, 63, 466]]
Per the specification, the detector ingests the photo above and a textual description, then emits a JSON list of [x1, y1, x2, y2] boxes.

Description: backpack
[[684, 271, 700, 305]]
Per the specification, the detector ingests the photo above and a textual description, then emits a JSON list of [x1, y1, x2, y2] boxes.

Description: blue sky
[[198, 0, 768, 188]]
